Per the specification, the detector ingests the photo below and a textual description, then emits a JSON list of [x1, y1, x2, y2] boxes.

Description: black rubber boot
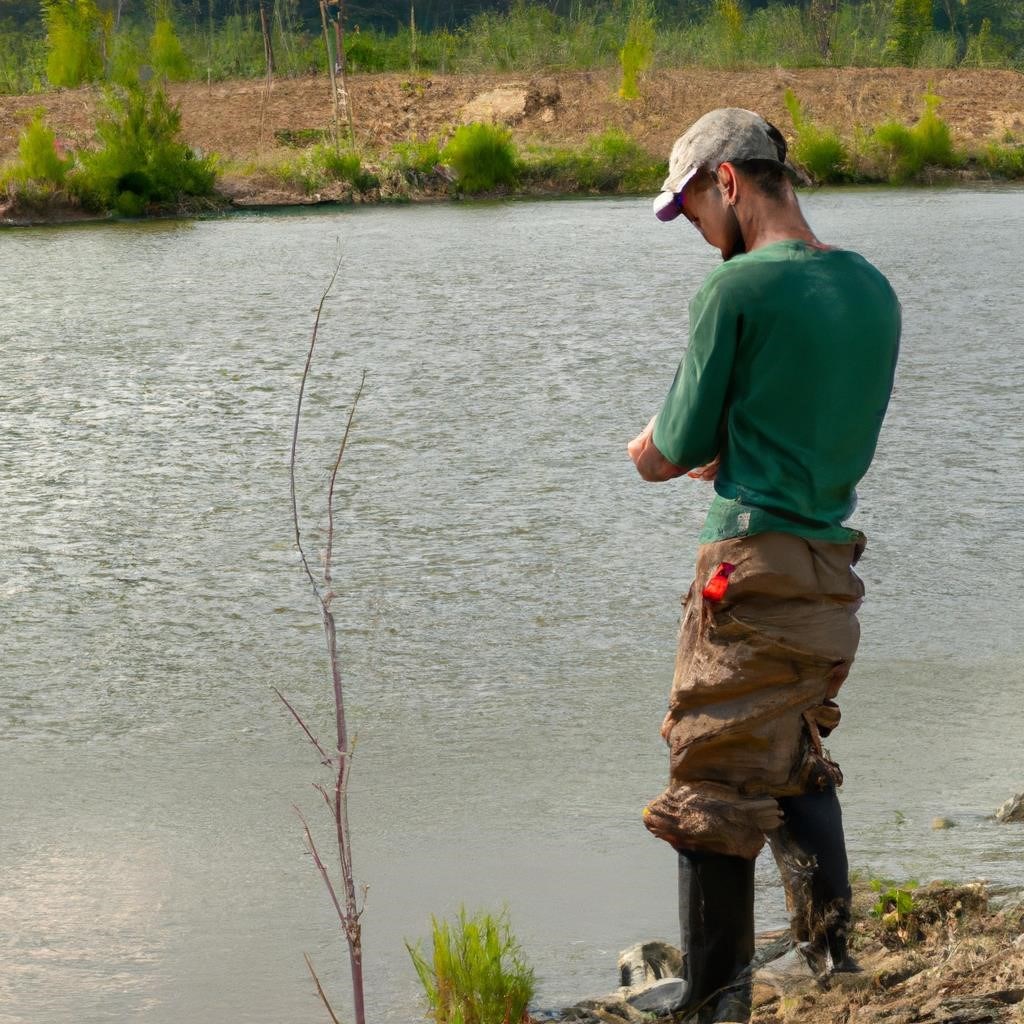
[[770, 787, 859, 974], [629, 852, 755, 1021]]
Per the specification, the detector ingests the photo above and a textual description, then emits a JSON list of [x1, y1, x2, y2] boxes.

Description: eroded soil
[[750, 882, 1024, 1024], [2, 66, 1023, 167]]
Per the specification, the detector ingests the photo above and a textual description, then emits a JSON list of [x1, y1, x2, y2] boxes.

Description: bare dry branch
[[304, 953, 342, 1024], [296, 807, 348, 926], [286, 262, 368, 1024], [289, 254, 343, 605], [274, 686, 334, 766], [324, 369, 366, 595]]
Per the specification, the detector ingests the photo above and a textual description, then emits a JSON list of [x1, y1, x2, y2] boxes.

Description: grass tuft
[[272, 143, 376, 195], [391, 136, 444, 182], [442, 122, 518, 194], [868, 90, 959, 182], [407, 908, 535, 1024], [784, 89, 850, 183]]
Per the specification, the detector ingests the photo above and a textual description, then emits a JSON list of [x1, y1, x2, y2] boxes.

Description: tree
[[885, 0, 933, 65], [41, 0, 107, 86]]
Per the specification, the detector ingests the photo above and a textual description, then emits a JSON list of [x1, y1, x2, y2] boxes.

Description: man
[[627, 108, 900, 1023]]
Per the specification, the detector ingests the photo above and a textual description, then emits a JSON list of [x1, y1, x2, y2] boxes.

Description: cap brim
[[653, 191, 681, 222], [653, 166, 699, 222]]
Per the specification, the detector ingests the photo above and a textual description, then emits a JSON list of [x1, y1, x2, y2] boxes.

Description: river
[[2, 189, 1023, 1024]]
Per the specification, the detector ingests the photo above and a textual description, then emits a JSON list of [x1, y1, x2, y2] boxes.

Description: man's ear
[[716, 161, 740, 205]]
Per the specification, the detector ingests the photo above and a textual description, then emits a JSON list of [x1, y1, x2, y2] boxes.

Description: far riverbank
[[1, 66, 1023, 223]]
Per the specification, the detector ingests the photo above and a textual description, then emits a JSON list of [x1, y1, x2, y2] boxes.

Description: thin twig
[[324, 369, 367, 597], [304, 953, 342, 1024], [296, 806, 348, 926], [274, 686, 334, 766], [289, 255, 343, 604]]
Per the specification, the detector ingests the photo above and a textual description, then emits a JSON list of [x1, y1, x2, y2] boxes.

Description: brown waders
[[637, 532, 864, 1020]]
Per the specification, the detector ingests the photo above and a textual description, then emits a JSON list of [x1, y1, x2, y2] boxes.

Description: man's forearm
[[628, 417, 688, 482]]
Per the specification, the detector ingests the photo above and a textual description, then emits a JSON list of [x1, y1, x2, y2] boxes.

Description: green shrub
[[42, 0, 106, 88], [150, 16, 190, 82], [962, 18, 1013, 68], [783, 89, 850, 183], [0, 26, 48, 94], [618, 0, 654, 100], [442, 122, 518, 194], [869, 878, 921, 944], [407, 908, 535, 1024], [74, 83, 216, 213], [711, 0, 745, 64], [8, 111, 73, 185], [868, 90, 958, 182], [885, 0, 932, 65], [108, 26, 147, 85]]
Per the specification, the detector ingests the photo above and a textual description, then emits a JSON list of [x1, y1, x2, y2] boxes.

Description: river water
[[2, 189, 1023, 1024]]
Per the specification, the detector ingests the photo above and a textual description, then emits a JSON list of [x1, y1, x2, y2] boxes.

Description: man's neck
[[738, 198, 825, 253]]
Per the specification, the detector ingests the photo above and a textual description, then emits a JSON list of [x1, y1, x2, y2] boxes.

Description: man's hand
[[687, 454, 720, 482], [628, 416, 687, 482]]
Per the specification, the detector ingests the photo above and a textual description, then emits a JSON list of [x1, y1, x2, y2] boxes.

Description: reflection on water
[[2, 190, 1023, 1024]]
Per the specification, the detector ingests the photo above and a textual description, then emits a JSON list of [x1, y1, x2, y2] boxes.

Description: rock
[[995, 793, 1024, 823], [616, 940, 682, 992], [626, 978, 686, 1015], [617, 941, 685, 1015], [932, 816, 957, 830], [460, 81, 562, 126]]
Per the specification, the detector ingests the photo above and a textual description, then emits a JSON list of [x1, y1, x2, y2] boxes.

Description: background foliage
[[2, 0, 1023, 93]]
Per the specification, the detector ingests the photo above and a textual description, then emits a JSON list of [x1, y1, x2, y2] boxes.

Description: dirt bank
[[2, 67, 1023, 166], [561, 880, 1024, 1024]]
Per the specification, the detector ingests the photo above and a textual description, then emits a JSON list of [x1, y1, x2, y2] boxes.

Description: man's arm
[[628, 416, 688, 482]]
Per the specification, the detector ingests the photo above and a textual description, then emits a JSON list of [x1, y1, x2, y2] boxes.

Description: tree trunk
[[259, 0, 275, 73]]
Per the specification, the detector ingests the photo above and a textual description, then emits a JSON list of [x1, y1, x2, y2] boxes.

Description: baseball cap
[[653, 107, 795, 222]]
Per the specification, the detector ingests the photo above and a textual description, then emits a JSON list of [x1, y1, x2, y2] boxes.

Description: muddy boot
[[628, 852, 755, 1021], [769, 787, 860, 976]]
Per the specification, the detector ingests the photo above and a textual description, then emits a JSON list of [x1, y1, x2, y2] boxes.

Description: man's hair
[[731, 159, 790, 200]]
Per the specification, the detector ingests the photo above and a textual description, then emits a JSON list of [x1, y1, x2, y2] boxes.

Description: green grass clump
[[523, 130, 662, 192], [391, 137, 443, 181], [407, 908, 535, 1024], [979, 141, 1024, 179], [74, 83, 216, 214], [868, 90, 959, 183], [273, 144, 377, 195], [783, 89, 850, 183], [442, 123, 518, 194]]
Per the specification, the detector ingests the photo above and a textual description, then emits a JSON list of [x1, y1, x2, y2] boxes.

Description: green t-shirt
[[651, 240, 901, 545]]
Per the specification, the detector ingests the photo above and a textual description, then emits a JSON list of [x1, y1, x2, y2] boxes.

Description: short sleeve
[[652, 275, 739, 470]]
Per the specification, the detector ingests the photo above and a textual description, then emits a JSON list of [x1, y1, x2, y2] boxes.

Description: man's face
[[680, 171, 745, 260]]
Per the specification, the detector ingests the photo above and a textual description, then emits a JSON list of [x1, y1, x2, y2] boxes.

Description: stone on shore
[[459, 81, 561, 126], [996, 793, 1024, 823]]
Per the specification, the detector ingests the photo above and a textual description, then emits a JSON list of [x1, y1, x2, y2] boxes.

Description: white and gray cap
[[653, 107, 795, 222]]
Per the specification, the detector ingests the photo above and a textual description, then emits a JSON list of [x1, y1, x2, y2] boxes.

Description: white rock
[[995, 792, 1024, 823]]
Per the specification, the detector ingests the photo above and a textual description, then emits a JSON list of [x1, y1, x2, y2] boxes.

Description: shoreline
[[3, 170, 1022, 229], [3, 66, 1024, 226]]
